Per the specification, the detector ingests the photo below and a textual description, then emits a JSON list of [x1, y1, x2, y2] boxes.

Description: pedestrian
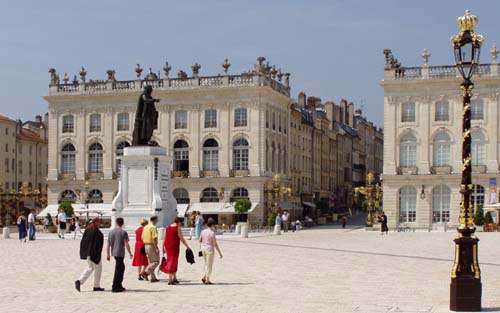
[[73, 217, 83, 240], [141, 216, 160, 283], [106, 217, 133, 293], [275, 212, 282, 229], [43, 216, 49, 232], [291, 220, 296, 232], [195, 211, 203, 239], [57, 208, 67, 239], [75, 218, 105, 292], [342, 215, 347, 228], [380, 211, 389, 235], [160, 217, 191, 285], [295, 219, 302, 231], [27, 209, 36, 240], [17, 215, 27, 243], [189, 211, 197, 240], [200, 218, 223, 285], [282, 211, 289, 232], [132, 219, 149, 281]]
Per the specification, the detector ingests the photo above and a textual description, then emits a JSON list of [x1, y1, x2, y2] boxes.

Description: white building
[[44, 59, 292, 225], [381, 46, 500, 230]]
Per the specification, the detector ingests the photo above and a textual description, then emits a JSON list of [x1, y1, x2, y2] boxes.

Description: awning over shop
[[177, 204, 189, 217], [302, 202, 317, 208], [37, 204, 113, 218], [188, 202, 258, 215]]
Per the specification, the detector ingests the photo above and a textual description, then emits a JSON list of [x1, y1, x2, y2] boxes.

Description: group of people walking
[[75, 215, 223, 293], [16, 209, 36, 242]]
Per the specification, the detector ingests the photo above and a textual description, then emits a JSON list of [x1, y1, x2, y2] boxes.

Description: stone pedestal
[[2, 227, 10, 239], [274, 225, 281, 235], [112, 146, 177, 229], [241, 224, 248, 238]]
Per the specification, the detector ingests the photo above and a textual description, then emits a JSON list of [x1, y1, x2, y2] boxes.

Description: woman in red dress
[[132, 219, 149, 280], [160, 217, 191, 284]]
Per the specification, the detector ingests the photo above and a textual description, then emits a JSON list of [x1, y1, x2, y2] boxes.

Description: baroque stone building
[[381, 46, 500, 230], [44, 59, 292, 225], [0, 114, 48, 217]]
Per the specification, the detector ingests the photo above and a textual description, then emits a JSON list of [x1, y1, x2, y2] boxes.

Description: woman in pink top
[[199, 218, 222, 284]]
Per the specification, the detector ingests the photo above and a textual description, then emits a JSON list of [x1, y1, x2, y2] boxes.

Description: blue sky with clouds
[[0, 0, 498, 126]]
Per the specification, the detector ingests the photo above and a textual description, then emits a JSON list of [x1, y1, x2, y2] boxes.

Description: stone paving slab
[[1, 226, 500, 312]]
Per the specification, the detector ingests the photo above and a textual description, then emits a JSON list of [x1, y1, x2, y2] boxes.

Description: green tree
[[46, 213, 54, 226], [234, 198, 252, 222], [484, 211, 494, 224], [474, 205, 485, 226], [59, 201, 74, 218], [267, 209, 279, 226]]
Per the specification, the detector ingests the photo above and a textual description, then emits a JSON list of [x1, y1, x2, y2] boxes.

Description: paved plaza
[[2, 223, 500, 313]]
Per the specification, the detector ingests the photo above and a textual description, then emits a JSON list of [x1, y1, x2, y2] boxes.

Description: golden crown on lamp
[[452, 10, 484, 45]]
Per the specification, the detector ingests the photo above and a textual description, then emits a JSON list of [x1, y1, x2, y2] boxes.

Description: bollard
[[158, 227, 165, 240], [274, 224, 281, 235], [241, 224, 248, 238], [2, 227, 10, 239], [235, 224, 242, 235]]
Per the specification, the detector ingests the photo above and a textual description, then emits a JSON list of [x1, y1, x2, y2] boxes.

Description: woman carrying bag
[[160, 217, 191, 285]]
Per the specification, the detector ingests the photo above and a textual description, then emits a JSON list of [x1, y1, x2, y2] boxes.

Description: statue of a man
[[132, 85, 159, 146]]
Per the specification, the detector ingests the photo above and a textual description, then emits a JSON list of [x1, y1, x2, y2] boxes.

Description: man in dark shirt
[[75, 218, 104, 292], [107, 217, 132, 292]]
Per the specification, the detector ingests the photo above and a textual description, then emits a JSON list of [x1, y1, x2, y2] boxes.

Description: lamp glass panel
[[473, 46, 481, 64], [461, 43, 473, 64], [454, 47, 461, 64]]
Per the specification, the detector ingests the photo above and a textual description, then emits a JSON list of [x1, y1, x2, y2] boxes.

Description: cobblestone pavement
[[1, 225, 500, 313]]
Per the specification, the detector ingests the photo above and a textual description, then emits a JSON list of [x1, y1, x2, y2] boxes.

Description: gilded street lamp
[[449, 10, 483, 312]]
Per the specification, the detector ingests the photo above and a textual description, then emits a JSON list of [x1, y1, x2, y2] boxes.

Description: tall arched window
[[471, 99, 484, 120], [265, 141, 269, 171], [471, 131, 486, 166], [59, 190, 76, 203], [173, 188, 190, 204], [62, 115, 74, 133], [432, 185, 451, 223], [433, 133, 451, 167], [117, 113, 129, 131], [231, 187, 249, 202], [200, 187, 219, 202], [233, 138, 249, 170], [116, 141, 130, 172], [472, 184, 485, 210], [399, 186, 417, 223], [87, 189, 103, 203], [271, 142, 276, 172], [61, 143, 76, 174], [89, 113, 101, 132], [203, 139, 218, 171], [88, 143, 103, 173], [399, 135, 417, 168], [173, 140, 189, 172]]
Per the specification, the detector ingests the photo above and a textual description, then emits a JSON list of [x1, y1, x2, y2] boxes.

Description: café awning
[[188, 202, 258, 215]]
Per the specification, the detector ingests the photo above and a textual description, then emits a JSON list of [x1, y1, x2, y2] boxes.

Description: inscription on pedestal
[[159, 164, 170, 201], [127, 167, 148, 205]]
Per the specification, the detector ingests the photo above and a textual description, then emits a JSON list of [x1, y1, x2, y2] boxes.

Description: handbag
[[140, 246, 146, 254], [198, 251, 203, 257]]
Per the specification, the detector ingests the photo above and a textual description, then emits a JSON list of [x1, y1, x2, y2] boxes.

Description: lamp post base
[[450, 277, 481, 311]]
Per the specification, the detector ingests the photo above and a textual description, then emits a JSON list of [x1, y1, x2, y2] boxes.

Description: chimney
[[324, 101, 334, 124], [298, 92, 306, 107], [348, 102, 355, 127], [35, 115, 42, 124], [340, 99, 348, 124], [306, 96, 315, 108]]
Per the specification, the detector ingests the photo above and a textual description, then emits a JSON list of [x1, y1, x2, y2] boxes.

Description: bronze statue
[[132, 85, 159, 146]]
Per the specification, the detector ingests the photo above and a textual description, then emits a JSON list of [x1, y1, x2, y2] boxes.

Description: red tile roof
[[17, 129, 47, 144], [0, 114, 16, 124]]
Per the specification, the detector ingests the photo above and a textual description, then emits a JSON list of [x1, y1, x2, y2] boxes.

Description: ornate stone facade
[[381, 48, 500, 230], [44, 58, 291, 225]]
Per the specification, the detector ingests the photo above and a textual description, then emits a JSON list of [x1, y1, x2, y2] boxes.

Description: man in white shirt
[[282, 211, 289, 232], [57, 209, 67, 239], [28, 209, 36, 240]]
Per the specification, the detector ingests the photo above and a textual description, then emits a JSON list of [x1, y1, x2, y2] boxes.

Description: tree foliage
[[59, 201, 74, 218], [484, 211, 494, 224], [473, 205, 485, 226]]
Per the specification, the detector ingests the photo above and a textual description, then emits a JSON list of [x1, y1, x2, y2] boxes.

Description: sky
[[0, 0, 499, 127]]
